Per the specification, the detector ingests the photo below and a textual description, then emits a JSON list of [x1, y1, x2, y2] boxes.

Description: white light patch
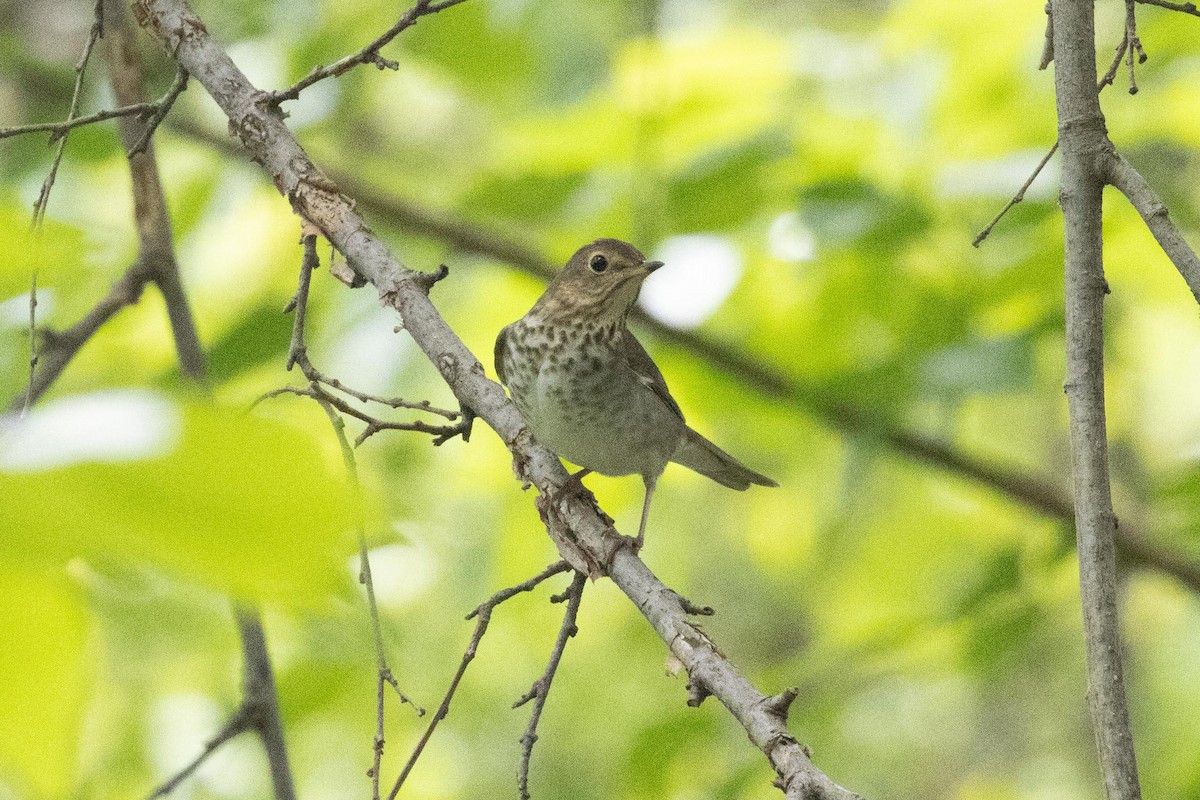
[[327, 311, 409, 397], [937, 151, 1059, 200], [348, 540, 437, 611], [148, 694, 268, 798], [638, 235, 743, 330], [768, 212, 816, 262], [0, 390, 180, 472], [0, 289, 54, 328]]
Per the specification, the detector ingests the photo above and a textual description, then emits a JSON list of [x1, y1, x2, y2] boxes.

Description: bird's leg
[[562, 467, 592, 496], [634, 475, 656, 552]]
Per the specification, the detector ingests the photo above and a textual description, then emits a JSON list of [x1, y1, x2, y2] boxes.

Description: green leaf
[[0, 394, 357, 606], [0, 565, 90, 798]]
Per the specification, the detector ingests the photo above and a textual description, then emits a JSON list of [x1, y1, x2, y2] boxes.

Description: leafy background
[[2, 0, 1200, 798]]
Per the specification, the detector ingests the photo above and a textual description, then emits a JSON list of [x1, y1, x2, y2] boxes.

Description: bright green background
[[2, 1, 1200, 799]]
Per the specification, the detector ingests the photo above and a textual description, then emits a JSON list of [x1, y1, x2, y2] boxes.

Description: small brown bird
[[494, 238, 777, 548]]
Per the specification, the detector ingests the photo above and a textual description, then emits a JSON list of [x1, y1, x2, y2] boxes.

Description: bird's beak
[[642, 259, 665, 273]]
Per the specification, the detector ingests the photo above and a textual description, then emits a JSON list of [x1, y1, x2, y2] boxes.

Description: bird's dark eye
[[589, 254, 608, 273]]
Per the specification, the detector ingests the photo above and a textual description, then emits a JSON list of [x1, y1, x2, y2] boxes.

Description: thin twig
[[0, 102, 154, 140], [388, 562, 572, 800], [1136, 0, 1200, 16], [266, 0, 469, 104], [286, 231, 320, 371], [972, 143, 1059, 247], [282, 233, 427, 797], [1100, 36, 1132, 90], [20, 271, 38, 417], [974, 32, 1133, 248], [235, 607, 298, 800], [514, 571, 586, 800], [1124, 0, 1148, 95], [304, 375, 426, 800], [32, 0, 105, 227], [127, 66, 189, 157], [145, 707, 253, 799]]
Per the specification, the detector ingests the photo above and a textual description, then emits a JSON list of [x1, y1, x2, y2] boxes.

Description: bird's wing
[[620, 330, 685, 422], [494, 324, 511, 385]]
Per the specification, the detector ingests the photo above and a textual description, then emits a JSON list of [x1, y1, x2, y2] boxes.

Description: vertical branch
[[514, 571, 586, 800], [235, 607, 298, 800], [1050, 2, 1142, 799], [32, 0, 105, 227], [283, 232, 423, 800], [105, 0, 206, 383], [21, 271, 38, 417]]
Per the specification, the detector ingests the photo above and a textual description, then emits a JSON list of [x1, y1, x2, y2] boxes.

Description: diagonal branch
[[1135, 0, 1200, 16], [32, 0, 104, 227], [134, 2, 861, 796], [1105, 152, 1200, 306], [514, 571, 586, 800], [265, 0, 468, 104], [389, 561, 573, 798], [171, 117, 1200, 597]]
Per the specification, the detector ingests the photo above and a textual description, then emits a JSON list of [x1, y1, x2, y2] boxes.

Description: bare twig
[[514, 571, 586, 800], [1099, 36, 1132, 90], [285, 231, 320, 370], [975, 32, 1135, 248], [298, 341, 425, 800], [0, 102, 154, 140], [32, 0, 104, 227], [235, 607, 298, 800], [389, 562, 573, 800], [106, 0, 206, 383], [127, 66, 189, 157], [146, 706, 253, 799], [20, 272, 38, 417], [266, 0, 468, 104], [1124, 0, 1148, 95], [1136, 0, 1200, 15], [6, 267, 148, 412], [972, 143, 1059, 247], [1051, 1, 1142, 797]]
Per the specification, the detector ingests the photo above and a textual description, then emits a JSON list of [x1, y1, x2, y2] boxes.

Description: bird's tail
[[671, 427, 778, 490]]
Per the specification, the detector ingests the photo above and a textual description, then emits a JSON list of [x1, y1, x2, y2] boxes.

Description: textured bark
[[1050, 2, 1142, 798], [131, 1, 861, 796]]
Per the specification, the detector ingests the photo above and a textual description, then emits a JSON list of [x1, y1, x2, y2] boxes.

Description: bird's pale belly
[[512, 348, 683, 478]]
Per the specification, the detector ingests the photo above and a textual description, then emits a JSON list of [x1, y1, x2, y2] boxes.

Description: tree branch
[[0, 102, 155, 140], [171, 116, 1200, 597], [106, 3, 205, 383], [233, 607, 298, 800], [1135, 0, 1200, 16], [514, 571, 586, 800], [264, 0, 468, 105], [31, 0, 104, 227], [1050, 1, 1142, 798], [389, 561, 573, 799], [133, 3, 861, 795], [1105, 152, 1200, 306]]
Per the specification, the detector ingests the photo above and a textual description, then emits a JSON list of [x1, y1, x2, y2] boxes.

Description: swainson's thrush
[[495, 238, 777, 548]]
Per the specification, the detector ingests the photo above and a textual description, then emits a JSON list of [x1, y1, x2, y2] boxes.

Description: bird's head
[[536, 238, 664, 324]]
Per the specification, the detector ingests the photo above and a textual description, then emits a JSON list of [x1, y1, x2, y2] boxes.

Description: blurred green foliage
[[1, 1, 1199, 799]]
